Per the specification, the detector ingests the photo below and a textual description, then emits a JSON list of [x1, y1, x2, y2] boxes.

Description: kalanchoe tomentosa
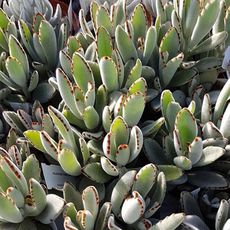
[[0, 148, 64, 228], [108, 163, 185, 229], [144, 78, 230, 188], [63, 184, 112, 230]]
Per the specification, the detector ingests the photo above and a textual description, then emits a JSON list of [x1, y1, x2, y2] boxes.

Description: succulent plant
[[3, 100, 55, 137], [0, 21, 57, 104], [0, 149, 64, 228], [108, 163, 185, 229], [2, 0, 62, 26], [143, 80, 230, 188], [63, 184, 112, 230], [18, 12, 69, 72]]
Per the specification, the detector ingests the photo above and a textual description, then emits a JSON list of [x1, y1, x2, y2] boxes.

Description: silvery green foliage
[[2, 0, 61, 26], [144, 81, 230, 188], [3, 101, 55, 136], [108, 164, 184, 229], [0, 12, 58, 103], [18, 12, 69, 72], [63, 184, 112, 230], [72, 0, 230, 116], [0, 149, 64, 228], [23, 105, 144, 182]]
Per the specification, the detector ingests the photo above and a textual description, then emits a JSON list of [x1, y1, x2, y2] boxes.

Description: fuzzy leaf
[[122, 92, 145, 127], [5, 56, 27, 88], [158, 165, 183, 181], [99, 56, 119, 92], [0, 192, 23, 223], [24, 130, 45, 153], [22, 154, 41, 183], [8, 35, 29, 76], [121, 191, 145, 224], [38, 20, 57, 69], [115, 25, 138, 62], [190, 0, 219, 48], [194, 146, 225, 167], [58, 148, 81, 176], [111, 170, 137, 216], [132, 164, 157, 198], [97, 26, 112, 59], [82, 163, 111, 183], [71, 52, 94, 94]]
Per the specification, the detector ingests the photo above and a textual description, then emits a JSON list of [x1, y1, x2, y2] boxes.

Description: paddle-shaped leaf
[[121, 191, 145, 224], [189, 0, 219, 48], [122, 92, 145, 127], [97, 26, 113, 59], [174, 108, 197, 154], [115, 25, 138, 62]]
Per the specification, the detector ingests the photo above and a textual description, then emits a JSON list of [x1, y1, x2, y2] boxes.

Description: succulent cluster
[[0, 0, 229, 229]]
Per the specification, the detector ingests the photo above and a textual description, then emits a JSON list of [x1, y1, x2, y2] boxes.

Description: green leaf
[[99, 56, 119, 92], [162, 53, 184, 87], [131, 4, 147, 41], [5, 57, 27, 88], [159, 27, 180, 60], [58, 148, 81, 176], [48, 106, 78, 153], [0, 156, 28, 196], [96, 6, 113, 35], [110, 116, 129, 148], [24, 130, 45, 153], [122, 92, 145, 127], [82, 186, 99, 221], [83, 106, 100, 130], [132, 164, 157, 198], [22, 154, 41, 183], [158, 165, 183, 181], [8, 35, 29, 76], [143, 26, 157, 64], [0, 192, 23, 223], [174, 108, 197, 154], [115, 25, 138, 62], [97, 26, 113, 59], [71, 52, 94, 94], [56, 68, 80, 117], [191, 31, 228, 55], [38, 20, 57, 69], [82, 163, 111, 183], [111, 170, 137, 216], [214, 79, 230, 123], [182, 0, 199, 40], [0, 8, 9, 30], [63, 182, 83, 209], [36, 194, 64, 224], [40, 131, 58, 160], [125, 59, 142, 88], [95, 202, 112, 230], [189, 0, 219, 48]]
